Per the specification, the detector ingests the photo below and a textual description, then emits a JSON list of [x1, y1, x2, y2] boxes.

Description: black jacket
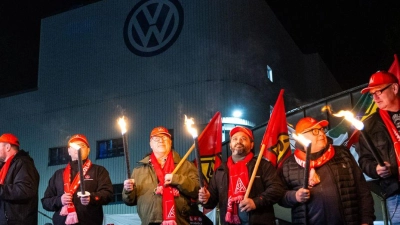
[[356, 110, 400, 198], [0, 150, 39, 225], [41, 161, 113, 225], [203, 157, 284, 225], [279, 146, 375, 225]]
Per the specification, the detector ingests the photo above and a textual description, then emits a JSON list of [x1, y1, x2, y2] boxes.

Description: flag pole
[[244, 144, 266, 198], [171, 144, 195, 174]]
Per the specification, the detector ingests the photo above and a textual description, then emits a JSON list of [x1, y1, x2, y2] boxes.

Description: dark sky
[[266, 0, 400, 90], [1, 0, 399, 97]]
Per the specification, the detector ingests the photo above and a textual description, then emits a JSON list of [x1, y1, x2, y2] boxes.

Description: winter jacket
[[279, 145, 375, 225], [0, 150, 39, 225], [203, 157, 284, 225], [122, 150, 200, 225], [41, 160, 113, 225], [356, 110, 400, 198]]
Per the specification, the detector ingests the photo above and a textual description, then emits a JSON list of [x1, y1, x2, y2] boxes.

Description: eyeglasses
[[370, 84, 393, 97], [302, 127, 326, 136], [151, 136, 170, 143]]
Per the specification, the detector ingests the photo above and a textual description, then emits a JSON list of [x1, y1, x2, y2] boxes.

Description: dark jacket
[[0, 150, 39, 225], [41, 160, 113, 225], [122, 150, 200, 225], [203, 157, 284, 225], [356, 110, 400, 198], [279, 145, 375, 225]]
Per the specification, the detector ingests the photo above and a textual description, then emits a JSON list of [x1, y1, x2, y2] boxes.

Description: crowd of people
[[1, 70, 400, 224]]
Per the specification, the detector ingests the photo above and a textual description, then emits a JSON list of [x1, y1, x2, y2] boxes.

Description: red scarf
[[60, 159, 92, 224], [294, 145, 335, 187], [0, 154, 16, 184], [225, 152, 254, 224], [379, 110, 400, 181], [150, 151, 179, 225]]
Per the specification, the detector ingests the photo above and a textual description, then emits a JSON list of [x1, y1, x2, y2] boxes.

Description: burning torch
[[292, 133, 312, 189], [185, 115, 204, 188], [118, 116, 131, 179], [69, 143, 90, 197]]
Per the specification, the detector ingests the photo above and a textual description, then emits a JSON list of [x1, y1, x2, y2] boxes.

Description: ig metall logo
[[123, 0, 184, 57]]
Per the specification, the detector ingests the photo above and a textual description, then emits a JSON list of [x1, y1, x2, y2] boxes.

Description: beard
[[231, 143, 247, 156]]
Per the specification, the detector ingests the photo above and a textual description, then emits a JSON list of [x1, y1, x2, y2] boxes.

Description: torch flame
[[185, 115, 198, 138], [292, 133, 311, 147], [69, 143, 81, 151], [332, 110, 364, 130], [118, 116, 127, 135]]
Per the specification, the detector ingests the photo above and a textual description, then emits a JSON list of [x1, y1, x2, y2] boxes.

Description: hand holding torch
[[70, 143, 90, 197], [293, 133, 312, 189]]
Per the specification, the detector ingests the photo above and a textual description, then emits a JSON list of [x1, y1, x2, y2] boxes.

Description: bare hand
[[377, 161, 391, 178], [239, 197, 256, 212], [164, 174, 173, 185], [61, 193, 73, 205], [80, 195, 90, 205], [198, 187, 210, 204], [295, 188, 310, 203], [124, 179, 135, 191]]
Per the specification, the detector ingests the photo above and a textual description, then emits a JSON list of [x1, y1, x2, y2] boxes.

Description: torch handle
[[360, 130, 385, 166], [194, 138, 204, 188], [122, 134, 131, 179], [77, 149, 85, 194], [303, 145, 311, 189]]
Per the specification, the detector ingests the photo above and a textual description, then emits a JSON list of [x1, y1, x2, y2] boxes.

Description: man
[[280, 117, 375, 225], [42, 134, 113, 225], [198, 126, 284, 225], [123, 126, 200, 225], [356, 70, 400, 224], [0, 133, 39, 225]]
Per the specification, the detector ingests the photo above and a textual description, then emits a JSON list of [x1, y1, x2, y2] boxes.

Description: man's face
[[370, 83, 399, 111], [229, 131, 254, 157], [68, 141, 90, 161], [302, 125, 328, 153], [0, 143, 9, 162], [150, 134, 172, 156]]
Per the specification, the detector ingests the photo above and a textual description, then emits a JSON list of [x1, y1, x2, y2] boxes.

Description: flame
[[118, 116, 127, 135], [69, 143, 81, 151], [321, 105, 333, 114], [185, 115, 198, 138], [292, 133, 311, 147], [332, 110, 364, 130]]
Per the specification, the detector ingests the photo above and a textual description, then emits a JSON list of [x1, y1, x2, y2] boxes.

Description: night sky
[[1, 0, 400, 96]]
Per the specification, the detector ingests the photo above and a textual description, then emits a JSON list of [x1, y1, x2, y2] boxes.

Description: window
[[48, 146, 69, 166], [96, 138, 124, 159], [266, 65, 273, 82], [110, 183, 124, 204]]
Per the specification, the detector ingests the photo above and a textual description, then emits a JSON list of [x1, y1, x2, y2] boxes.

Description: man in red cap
[[357, 70, 400, 224], [279, 117, 375, 225], [122, 126, 200, 225], [0, 133, 39, 225], [198, 126, 284, 225], [41, 134, 113, 225]]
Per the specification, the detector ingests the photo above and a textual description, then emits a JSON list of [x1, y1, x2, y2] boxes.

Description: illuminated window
[[267, 65, 273, 82]]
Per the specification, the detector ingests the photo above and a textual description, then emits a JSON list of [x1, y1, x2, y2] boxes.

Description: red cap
[[68, 134, 89, 147], [229, 126, 254, 141], [361, 70, 398, 94], [0, 133, 20, 146], [150, 126, 171, 139], [295, 117, 329, 134]]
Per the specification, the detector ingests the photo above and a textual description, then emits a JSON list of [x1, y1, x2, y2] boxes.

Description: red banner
[[262, 89, 291, 168]]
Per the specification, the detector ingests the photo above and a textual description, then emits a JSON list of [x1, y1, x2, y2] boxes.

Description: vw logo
[[123, 0, 184, 57]]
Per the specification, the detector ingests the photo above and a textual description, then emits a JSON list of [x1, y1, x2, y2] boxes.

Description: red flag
[[262, 89, 291, 168], [197, 112, 222, 184]]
